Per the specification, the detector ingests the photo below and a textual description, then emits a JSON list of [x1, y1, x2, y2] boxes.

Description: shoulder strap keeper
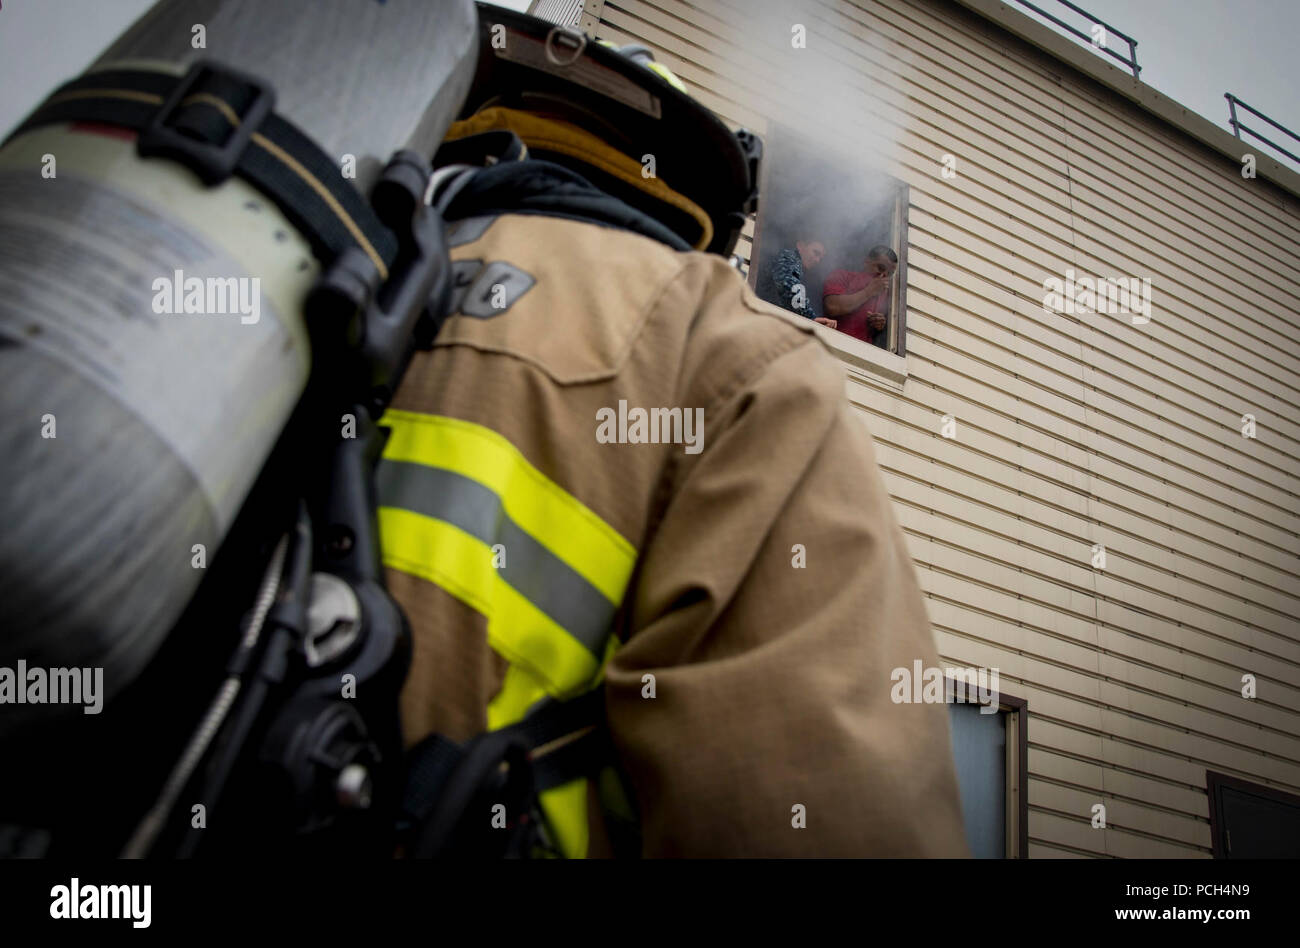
[[7, 60, 399, 279]]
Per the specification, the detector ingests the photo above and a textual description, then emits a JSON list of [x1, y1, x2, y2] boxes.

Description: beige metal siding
[[595, 0, 1300, 856]]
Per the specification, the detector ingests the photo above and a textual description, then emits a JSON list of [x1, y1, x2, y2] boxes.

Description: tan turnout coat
[[385, 209, 968, 857]]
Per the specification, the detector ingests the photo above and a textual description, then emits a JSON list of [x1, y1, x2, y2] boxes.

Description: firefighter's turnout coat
[[381, 137, 968, 858]]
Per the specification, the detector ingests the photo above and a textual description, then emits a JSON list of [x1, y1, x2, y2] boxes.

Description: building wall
[[590, 0, 1300, 857]]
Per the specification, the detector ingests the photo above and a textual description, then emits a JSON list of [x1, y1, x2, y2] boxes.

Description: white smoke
[[701, 0, 916, 278]]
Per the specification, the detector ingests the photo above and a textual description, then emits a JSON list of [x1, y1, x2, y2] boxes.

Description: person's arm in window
[[865, 286, 891, 340], [770, 249, 810, 316], [823, 272, 889, 317]]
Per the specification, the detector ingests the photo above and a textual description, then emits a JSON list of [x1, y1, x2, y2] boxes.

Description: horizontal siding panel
[[914, 544, 1300, 691], [903, 492, 1300, 649], [1029, 779, 1210, 849], [883, 387, 1300, 616], [1032, 738, 1214, 818], [1028, 841, 1098, 857], [1032, 718, 1217, 790], [1100, 826, 1210, 858], [1029, 810, 1108, 855], [903, 313, 1300, 530], [1064, 172, 1300, 353], [873, 444, 1300, 642], [1013, 680, 1300, 786], [886, 430, 1300, 607], [1098, 599, 1300, 702], [907, 245, 1300, 453], [868, 433, 1300, 663], [896, 345, 1300, 560], [855, 367, 1300, 580], [932, 619, 1300, 761], [907, 201, 1300, 394], [1055, 160, 1300, 314], [1048, 42, 1300, 245], [907, 223, 1300, 418], [922, 545, 1300, 721]]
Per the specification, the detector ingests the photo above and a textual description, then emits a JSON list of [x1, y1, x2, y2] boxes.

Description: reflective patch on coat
[[455, 260, 537, 319]]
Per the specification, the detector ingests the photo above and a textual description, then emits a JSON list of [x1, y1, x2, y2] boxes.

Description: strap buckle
[[137, 60, 275, 185]]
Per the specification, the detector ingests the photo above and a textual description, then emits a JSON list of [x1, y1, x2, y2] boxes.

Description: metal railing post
[[1223, 92, 1300, 164], [1225, 94, 1241, 138]]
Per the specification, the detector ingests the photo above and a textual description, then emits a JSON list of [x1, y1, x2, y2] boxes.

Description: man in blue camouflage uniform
[[758, 238, 836, 328]]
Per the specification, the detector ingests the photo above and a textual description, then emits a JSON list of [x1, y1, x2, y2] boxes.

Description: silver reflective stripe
[[376, 459, 616, 655]]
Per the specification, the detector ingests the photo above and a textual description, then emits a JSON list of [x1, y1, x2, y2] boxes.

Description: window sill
[[814, 323, 908, 390]]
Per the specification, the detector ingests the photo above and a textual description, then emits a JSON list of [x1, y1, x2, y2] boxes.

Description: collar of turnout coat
[[437, 135, 692, 253]]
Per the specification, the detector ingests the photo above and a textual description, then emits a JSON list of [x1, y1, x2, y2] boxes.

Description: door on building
[[1207, 771, 1300, 858]]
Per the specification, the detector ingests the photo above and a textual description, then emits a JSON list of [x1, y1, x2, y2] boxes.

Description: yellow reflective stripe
[[527, 640, 624, 858], [539, 778, 590, 859], [378, 410, 635, 858], [380, 410, 635, 605], [379, 507, 600, 696], [488, 633, 620, 731], [486, 663, 549, 731]]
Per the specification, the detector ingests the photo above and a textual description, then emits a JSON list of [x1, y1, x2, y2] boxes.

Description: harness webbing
[[6, 62, 398, 278]]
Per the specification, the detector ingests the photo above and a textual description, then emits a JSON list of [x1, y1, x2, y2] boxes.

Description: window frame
[[746, 123, 911, 360], [886, 183, 910, 357], [945, 672, 1029, 859]]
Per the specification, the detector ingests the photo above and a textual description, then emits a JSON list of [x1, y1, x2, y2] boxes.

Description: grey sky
[[1014, 0, 1299, 170], [1, 0, 1296, 168], [0, 0, 156, 136]]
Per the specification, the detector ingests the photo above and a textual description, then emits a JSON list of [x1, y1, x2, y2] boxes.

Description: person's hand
[[867, 313, 887, 332], [866, 274, 891, 295], [814, 316, 837, 329]]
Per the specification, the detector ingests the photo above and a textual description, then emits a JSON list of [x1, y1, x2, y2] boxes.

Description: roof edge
[[948, 0, 1300, 204]]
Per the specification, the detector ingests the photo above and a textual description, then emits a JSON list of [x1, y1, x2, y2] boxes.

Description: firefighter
[[0, 0, 966, 858], [382, 7, 968, 857]]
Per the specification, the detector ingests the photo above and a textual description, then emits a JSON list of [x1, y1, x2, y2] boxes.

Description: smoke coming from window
[[738, 0, 913, 312]]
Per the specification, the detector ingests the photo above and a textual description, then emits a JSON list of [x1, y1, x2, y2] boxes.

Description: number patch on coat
[[449, 259, 537, 319]]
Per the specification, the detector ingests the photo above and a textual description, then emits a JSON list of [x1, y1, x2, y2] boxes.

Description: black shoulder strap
[[400, 687, 613, 858], [7, 61, 399, 280]]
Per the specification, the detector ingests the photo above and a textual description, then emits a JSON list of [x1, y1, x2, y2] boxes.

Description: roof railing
[[1009, 0, 1140, 78], [1225, 94, 1300, 166]]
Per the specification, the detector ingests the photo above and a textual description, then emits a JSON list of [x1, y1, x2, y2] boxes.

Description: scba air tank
[[0, 0, 478, 735]]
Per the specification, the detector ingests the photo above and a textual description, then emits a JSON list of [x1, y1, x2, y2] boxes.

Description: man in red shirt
[[822, 245, 898, 349]]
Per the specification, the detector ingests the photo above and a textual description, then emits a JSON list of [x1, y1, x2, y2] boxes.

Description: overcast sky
[[1, 0, 1296, 169], [1017, 0, 1299, 171]]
